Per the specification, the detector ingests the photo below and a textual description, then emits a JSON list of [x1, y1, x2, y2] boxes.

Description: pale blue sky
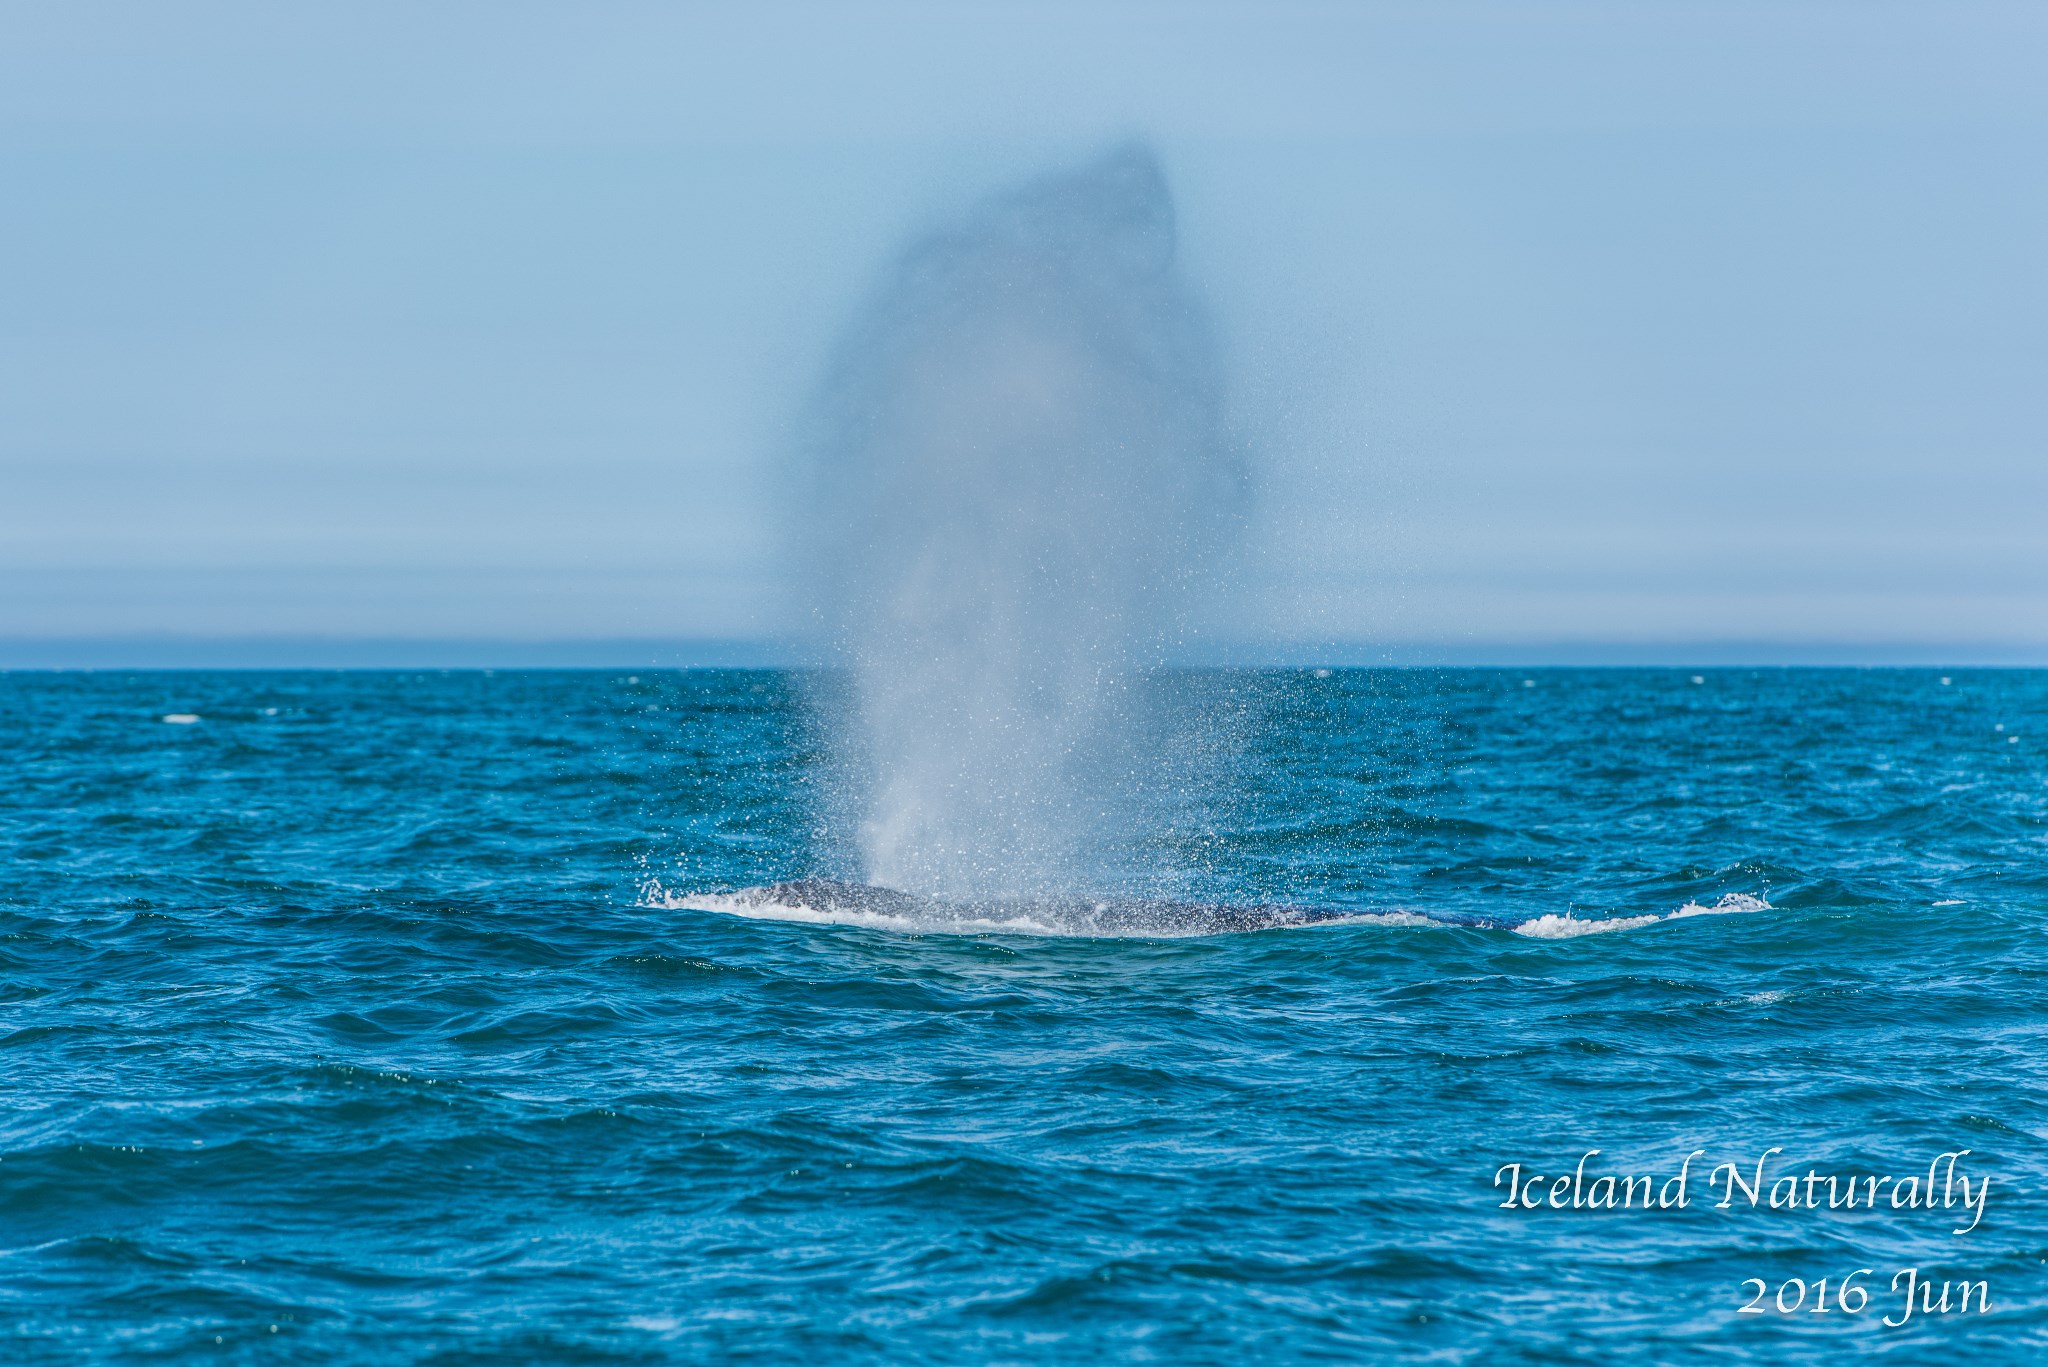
[[3, 2, 2044, 660]]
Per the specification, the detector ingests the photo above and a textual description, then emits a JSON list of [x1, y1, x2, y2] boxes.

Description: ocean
[[2, 666, 2043, 1362]]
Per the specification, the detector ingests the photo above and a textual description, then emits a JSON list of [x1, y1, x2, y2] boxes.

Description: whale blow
[[802, 147, 1239, 900]]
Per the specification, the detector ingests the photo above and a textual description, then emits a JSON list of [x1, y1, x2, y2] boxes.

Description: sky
[[3, 1, 2044, 663]]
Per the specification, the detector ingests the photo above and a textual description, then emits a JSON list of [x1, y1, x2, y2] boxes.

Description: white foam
[[1514, 911, 1664, 939], [1512, 892, 1767, 939], [652, 887, 1069, 937], [160, 714, 200, 725]]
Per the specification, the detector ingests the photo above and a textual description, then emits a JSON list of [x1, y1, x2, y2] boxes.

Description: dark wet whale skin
[[735, 878, 1509, 936]]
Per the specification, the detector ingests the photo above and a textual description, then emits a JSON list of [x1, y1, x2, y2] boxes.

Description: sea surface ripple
[[1, 668, 2044, 1363]]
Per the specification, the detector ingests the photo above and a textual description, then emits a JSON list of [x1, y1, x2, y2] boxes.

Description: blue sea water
[[2, 666, 2044, 1363]]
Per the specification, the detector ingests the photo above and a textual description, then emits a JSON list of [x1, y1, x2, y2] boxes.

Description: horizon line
[[3, 636, 2047, 670]]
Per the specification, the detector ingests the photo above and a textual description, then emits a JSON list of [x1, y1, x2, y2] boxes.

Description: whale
[[683, 877, 1514, 937]]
